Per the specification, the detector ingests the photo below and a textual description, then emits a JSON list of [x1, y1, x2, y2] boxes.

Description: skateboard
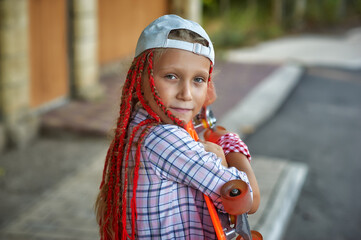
[[186, 107, 263, 240]]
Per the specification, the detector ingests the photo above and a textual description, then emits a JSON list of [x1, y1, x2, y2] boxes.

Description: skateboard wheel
[[203, 126, 226, 143], [236, 231, 262, 240], [251, 230, 263, 240], [220, 179, 252, 215]]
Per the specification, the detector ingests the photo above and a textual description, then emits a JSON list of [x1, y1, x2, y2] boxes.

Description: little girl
[[95, 14, 260, 240]]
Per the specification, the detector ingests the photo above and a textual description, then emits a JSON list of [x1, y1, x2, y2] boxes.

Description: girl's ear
[[203, 80, 217, 106]]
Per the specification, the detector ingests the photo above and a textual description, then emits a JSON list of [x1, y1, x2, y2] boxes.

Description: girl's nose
[[177, 81, 192, 101]]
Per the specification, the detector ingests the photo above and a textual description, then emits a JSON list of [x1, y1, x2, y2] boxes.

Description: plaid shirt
[[124, 108, 251, 239]]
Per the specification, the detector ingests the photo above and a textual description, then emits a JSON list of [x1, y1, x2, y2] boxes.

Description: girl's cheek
[[203, 82, 216, 106]]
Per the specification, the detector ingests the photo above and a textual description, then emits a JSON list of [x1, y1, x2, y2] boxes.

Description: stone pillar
[[71, 0, 103, 100], [187, 0, 202, 24], [170, 0, 203, 24], [0, 0, 38, 150]]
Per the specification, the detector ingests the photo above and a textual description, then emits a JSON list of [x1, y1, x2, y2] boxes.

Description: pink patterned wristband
[[216, 133, 251, 162]]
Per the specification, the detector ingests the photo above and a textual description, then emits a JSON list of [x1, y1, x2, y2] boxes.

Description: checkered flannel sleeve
[[144, 125, 251, 209]]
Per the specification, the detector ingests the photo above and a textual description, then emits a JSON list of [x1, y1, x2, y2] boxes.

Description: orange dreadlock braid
[[97, 51, 150, 240]]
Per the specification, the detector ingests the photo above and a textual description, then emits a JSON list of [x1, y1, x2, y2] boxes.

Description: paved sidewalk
[[0, 153, 306, 240], [0, 150, 106, 240], [226, 27, 361, 69]]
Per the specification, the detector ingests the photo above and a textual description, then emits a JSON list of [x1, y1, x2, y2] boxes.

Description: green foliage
[[202, 0, 361, 49], [203, 0, 219, 17], [305, 0, 344, 25], [203, 1, 283, 49], [356, 0, 361, 14]]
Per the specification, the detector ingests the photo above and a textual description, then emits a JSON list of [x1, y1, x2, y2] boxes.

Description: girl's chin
[[168, 117, 190, 124], [158, 113, 191, 125], [172, 113, 193, 124], [159, 109, 194, 124]]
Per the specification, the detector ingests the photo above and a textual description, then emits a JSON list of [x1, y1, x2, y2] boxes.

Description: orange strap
[[185, 122, 226, 240]]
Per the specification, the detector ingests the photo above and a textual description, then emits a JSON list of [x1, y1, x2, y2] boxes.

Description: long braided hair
[[95, 29, 215, 240]]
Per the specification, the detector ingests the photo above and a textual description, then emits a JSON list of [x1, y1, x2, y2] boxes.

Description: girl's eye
[[194, 77, 206, 83], [165, 74, 176, 80]]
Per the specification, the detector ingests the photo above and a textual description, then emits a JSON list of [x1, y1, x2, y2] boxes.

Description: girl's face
[[143, 49, 211, 124]]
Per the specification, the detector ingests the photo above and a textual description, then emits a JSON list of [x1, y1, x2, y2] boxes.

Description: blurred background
[[203, 0, 361, 49], [0, 0, 360, 239], [1, 0, 360, 151]]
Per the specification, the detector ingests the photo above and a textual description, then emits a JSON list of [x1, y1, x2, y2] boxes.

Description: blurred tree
[[203, 0, 219, 17], [202, 0, 361, 49], [220, 0, 230, 15]]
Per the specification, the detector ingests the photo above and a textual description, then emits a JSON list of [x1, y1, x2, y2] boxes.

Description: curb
[[218, 63, 307, 240], [257, 161, 308, 240], [219, 64, 304, 138]]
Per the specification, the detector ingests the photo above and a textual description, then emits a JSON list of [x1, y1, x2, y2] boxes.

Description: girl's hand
[[199, 140, 228, 167]]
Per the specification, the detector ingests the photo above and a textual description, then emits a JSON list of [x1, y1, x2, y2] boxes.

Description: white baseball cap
[[135, 14, 215, 64]]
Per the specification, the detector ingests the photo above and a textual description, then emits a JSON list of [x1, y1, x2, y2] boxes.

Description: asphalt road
[[244, 66, 361, 240]]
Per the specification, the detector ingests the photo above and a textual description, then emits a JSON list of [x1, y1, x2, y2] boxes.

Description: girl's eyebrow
[[157, 66, 209, 76]]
